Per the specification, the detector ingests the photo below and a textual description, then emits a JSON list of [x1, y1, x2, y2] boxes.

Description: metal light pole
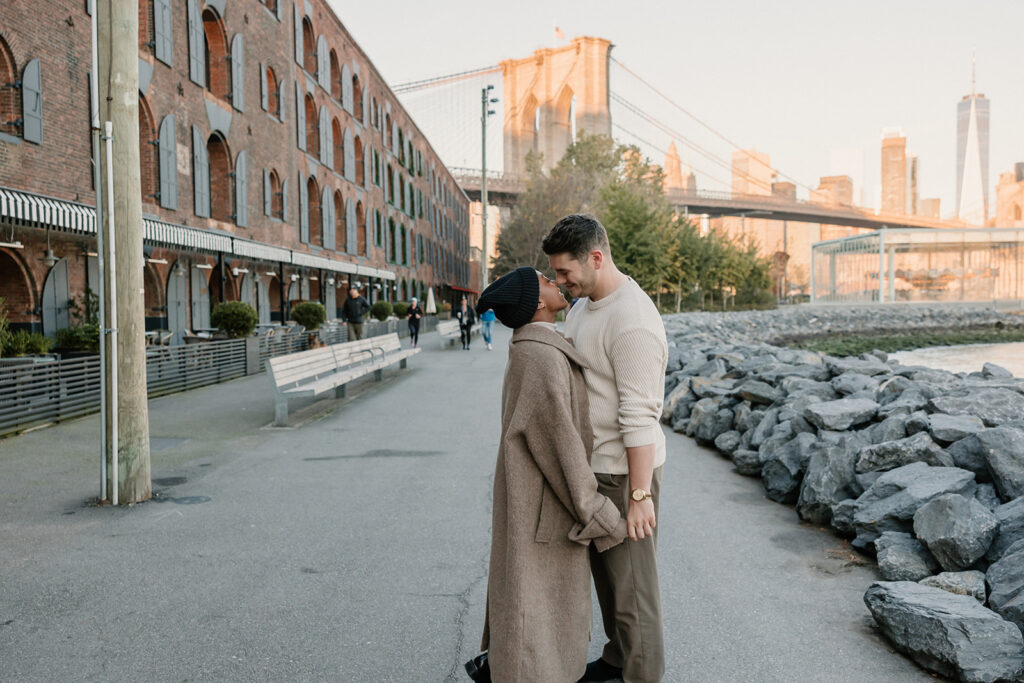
[[480, 86, 497, 287]]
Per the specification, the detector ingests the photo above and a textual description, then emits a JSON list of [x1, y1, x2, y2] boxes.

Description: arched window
[[139, 0, 153, 53], [387, 164, 394, 204], [202, 8, 230, 101], [332, 118, 344, 174], [262, 0, 278, 11], [207, 133, 232, 221], [139, 96, 158, 205], [356, 201, 366, 254], [334, 191, 345, 252], [304, 94, 319, 158], [267, 170, 283, 218], [266, 66, 280, 118], [388, 218, 396, 262], [329, 49, 342, 101], [0, 38, 19, 139], [1015, 204, 1023, 222], [384, 112, 391, 147], [353, 74, 363, 122], [307, 176, 322, 246], [301, 19, 316, 74], [354, 135, 364, 186]]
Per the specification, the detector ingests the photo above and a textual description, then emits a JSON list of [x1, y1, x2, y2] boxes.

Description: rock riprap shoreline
[[661, 306, 1024, 682]]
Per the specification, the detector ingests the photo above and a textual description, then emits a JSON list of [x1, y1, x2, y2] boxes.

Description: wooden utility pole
[[97, 0, 151, 503]]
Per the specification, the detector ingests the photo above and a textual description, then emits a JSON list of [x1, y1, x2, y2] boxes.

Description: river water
[[890, 342, 1024, 378]]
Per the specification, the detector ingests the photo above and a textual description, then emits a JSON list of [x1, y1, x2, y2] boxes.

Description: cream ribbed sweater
[[563, 277, 668, 475]]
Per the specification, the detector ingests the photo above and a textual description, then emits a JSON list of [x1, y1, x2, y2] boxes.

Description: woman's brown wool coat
[[482, 324, 627, 683]]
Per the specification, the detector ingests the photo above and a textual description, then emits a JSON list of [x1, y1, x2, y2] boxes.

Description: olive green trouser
[[589, 466, 664, 683], [347, 322, 364, 340]]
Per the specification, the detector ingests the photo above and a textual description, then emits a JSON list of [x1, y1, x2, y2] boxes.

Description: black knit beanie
[[476, 266, 539, 329]]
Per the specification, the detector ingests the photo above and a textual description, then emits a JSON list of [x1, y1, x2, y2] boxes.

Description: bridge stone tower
[[501, 36, 612, 177]]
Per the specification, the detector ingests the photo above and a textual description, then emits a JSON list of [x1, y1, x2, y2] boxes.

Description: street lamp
[[481, 85, 498, 288]]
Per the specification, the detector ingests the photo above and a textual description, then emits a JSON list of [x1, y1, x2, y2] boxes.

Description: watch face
[[632, 489, 644, 501]]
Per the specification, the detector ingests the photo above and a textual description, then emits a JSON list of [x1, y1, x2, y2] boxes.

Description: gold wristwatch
[[630, 488, 652, 502]]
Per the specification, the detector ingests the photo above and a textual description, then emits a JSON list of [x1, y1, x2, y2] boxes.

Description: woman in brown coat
[[472, 267, 627, 683]]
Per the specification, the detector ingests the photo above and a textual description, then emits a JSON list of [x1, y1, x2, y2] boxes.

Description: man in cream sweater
[[544, 214, 668, 683]]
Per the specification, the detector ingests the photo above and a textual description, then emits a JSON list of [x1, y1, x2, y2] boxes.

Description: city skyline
[[330, 0, 1024, 221]]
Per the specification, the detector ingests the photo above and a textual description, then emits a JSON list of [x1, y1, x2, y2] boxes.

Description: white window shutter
[[21, 60, 43, 144], [158, 114, 177, 209], [282, 177, 290, 222], [192, 126, 210, 217], [153, 0, 173, 66], [321, 187, 333, 249], [263, 169, 271, 216], [316, 36, 329, 90], [295, 81, 305, 151], [341, 64, 352, 113], [293, 3, 303, 64], [343, 128, 354, 182], [231, 34, 245, 112], [234, 150, 247, 226], [319, 107, 329, 166], [299, 175, 309, 242], [187, 0, 205, 87], [259, 62, 268, 111]]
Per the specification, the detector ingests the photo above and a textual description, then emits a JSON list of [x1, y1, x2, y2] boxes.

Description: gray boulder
[[779, 377, 838, 401], [929, 413, 986, 444], [986, 542, 1024, 636], [983, 362, 1014, 379], [928, 388, 1024, 427], [874, 531, 939, 581], [877, 391, 930, 419], [804, 397, 879, 431], [796, 439, 860, 525], [731, 449, 762, 477], [987, 497, 1024, 563], [731, 401, 753, 432], [920, 571, 988, 603], [855, 432, 954, 474], [864, 581, 1024, 683], [748, 407, 779, 448], [828, 356, 891, 377], [852, 462, 976, 547], [761, 432, 818, 504], [661, 379, 693, 424], [912, 493, 999, 571], [974, 427, 1024, 502], [975, 483, 1003, 512], [713, 430, 742, 456], [876, 375, 919, 404], [831, 498, 858, 537], [736, 380, 781, 406], [868, 415, 908, 445], [949, 434, 995, 482], [832, 372, 881, 396], [904, 410, 931, 436], [690, 377, 737, 399]]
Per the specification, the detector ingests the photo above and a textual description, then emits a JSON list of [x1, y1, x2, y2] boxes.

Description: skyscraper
[[956, 58, 990, 222], [881, 131, 907, 215]]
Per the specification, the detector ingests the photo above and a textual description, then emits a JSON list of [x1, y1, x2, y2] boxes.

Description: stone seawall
[[662, 306, 1024, 682]]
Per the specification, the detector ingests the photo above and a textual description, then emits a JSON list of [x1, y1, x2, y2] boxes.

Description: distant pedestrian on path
[[342, 286, 370, 340], [454, 296, 476, 350], [408, 297, 423, 347], [468, 266, 626, 683], [479, 307, 495, 350], [544, 214, 669, 683]]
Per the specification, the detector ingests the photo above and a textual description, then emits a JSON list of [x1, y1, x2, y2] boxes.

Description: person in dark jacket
[[407, 297, 423, 347], [342, 286, 371, 340], [454, 296, 476, 350]]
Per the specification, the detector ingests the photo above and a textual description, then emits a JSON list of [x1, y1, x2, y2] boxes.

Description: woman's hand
[[627, 498, 656, 541]]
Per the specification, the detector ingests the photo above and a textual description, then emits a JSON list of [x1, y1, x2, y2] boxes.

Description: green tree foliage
[[211, 301, 258, 338], [493, 133, 774, 310], [290, 301, 326, 331]]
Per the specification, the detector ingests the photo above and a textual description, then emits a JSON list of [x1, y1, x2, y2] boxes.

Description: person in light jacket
[[473, 266, 627, 683]]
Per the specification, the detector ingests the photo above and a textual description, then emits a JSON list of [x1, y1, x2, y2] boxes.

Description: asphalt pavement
[[0, 324, 938, 682]]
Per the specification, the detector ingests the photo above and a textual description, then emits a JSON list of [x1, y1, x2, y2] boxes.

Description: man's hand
[[627, 498, 656, 541]]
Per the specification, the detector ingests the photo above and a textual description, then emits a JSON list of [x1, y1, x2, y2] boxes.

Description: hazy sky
[[329, 0, 1023, 219]]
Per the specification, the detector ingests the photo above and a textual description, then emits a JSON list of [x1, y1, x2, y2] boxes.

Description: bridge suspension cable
[[612, 122, 731, 190], [611, 92, 775, 195], [392, 65, 501, 94], [611, 56, 815, 194]]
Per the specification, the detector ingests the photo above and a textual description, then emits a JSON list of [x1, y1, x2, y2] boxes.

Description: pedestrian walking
[[454, 295, 476, 350], [467, 266, 626, 683], [479, 307, 496, 350], [408, 297, 423, 347], [341, 286, 371, 340], [543, 214, 669, 683]]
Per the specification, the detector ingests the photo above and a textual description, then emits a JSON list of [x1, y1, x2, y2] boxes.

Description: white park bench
[[436, 319, 482, 349]]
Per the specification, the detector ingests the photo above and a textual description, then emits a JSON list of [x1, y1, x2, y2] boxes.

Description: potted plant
[[290, 301, 327, 347], [440, 301, 452, 320], [53, 290, 100, 357], [211, 301, 258, 339]]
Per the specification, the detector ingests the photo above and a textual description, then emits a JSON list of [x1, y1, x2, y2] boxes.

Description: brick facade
[[0, 0, 471, 336]]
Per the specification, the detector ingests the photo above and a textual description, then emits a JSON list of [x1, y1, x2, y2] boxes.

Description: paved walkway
[[0, 326, 938, 682]]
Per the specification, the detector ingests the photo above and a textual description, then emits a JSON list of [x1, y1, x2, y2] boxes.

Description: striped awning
[[0, 184, 399, 282]]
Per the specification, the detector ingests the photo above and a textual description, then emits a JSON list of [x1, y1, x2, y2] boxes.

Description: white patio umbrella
[[425, 287, 437, 314]]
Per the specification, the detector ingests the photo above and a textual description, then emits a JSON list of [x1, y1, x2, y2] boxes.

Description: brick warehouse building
[[0, 0, 472, 342]]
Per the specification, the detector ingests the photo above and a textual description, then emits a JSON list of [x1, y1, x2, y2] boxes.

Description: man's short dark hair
[[541, 214, 610, 262]]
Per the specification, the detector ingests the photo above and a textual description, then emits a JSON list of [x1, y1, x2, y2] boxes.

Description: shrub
[[392, 302, 410, 319], [210, 301, 258, 338], [27, 333, 52, 355], [442, 301, 452, 312], [290, 301, 326, 331], [0, 297, 9, 357], [55, 323, 99, 352], [370, 300, 392, 322], [5, 329, 31, 356]]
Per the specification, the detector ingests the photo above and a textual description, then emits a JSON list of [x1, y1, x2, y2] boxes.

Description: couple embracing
[[469, 215, 668, 683]]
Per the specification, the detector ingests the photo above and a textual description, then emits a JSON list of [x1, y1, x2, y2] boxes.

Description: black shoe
[[578, 658, 622, 682], [465, 652, 491, 682]]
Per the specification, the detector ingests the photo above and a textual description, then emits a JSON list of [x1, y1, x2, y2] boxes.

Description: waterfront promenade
[[0, 325, 936, 682]]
